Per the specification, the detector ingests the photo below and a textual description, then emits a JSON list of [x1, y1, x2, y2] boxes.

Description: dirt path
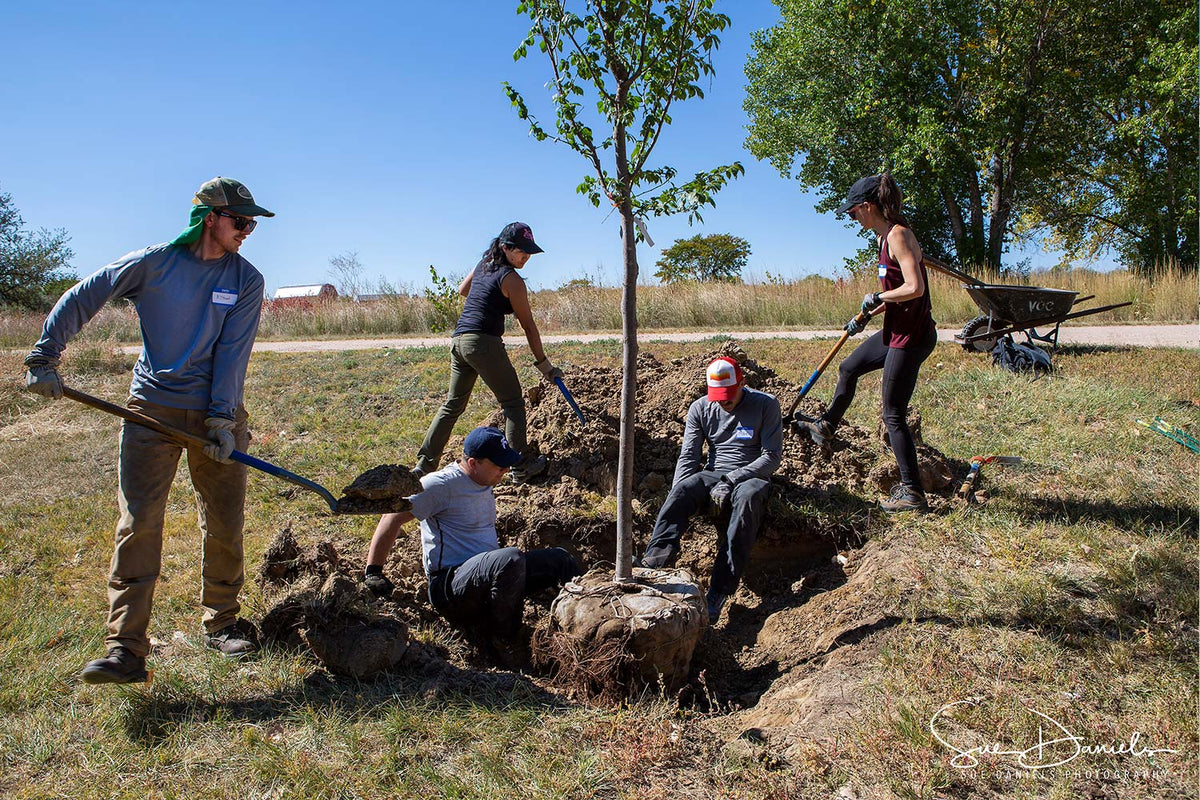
[[246, 324, 1197, 353]]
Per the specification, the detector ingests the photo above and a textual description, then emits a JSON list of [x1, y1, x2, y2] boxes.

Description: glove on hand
[[861, 292, 883, 315], [536, 358, 564, 381], [364, 570, 395, 598], [24, 355, 63, 400], [709, 477, 733, 517], [844, 315, 868, 336], [204, 417, 237, 464]]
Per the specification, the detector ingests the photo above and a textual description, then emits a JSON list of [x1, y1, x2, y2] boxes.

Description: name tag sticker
[[212, 288, 237, 306], [877, 263, 888, 279], [734, 425, 755, 440]]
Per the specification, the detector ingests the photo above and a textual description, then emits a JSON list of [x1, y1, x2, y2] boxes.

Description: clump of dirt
[[334, 464, 422, 514]]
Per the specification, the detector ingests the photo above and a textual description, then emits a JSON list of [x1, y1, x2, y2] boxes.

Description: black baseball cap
[[462, 426, 523, 468], [499, 221, 544, 254], [194, 176, 275, 217], [835, 175, 881, 215]]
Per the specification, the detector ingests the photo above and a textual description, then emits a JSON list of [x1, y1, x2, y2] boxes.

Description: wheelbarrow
[[922, 256, 1133, 352]]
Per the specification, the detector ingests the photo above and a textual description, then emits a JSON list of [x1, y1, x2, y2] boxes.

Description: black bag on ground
[[991, 335, 1052, 375]]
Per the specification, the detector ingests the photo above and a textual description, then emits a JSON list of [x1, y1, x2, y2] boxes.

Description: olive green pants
[[107, 399, 251, 657], [416, 333, 525, 473]]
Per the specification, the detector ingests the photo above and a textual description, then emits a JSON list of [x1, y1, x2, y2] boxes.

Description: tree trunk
[[966, 169, 986, 267], [614, 204, 639, 582], [939, 183, 967, 263]]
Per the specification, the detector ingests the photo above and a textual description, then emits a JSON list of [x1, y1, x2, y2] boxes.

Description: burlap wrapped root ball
[[536, 566, 706, 698]]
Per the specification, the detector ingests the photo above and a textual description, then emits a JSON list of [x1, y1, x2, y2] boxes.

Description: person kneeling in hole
[[639, 357, 783, 625], [363, 426, 583, 668]]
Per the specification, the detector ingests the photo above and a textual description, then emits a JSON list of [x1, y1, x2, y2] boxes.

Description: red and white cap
[[706, 357, 743, 401]]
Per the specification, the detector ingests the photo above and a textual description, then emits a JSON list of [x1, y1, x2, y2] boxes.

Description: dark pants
[[824, 327, 937, 491], [642, 471, 770, 596], [427, 547, 582, 639]]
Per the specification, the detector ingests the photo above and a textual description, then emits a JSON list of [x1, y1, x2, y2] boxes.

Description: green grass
[[0, 338, 1195, 798]]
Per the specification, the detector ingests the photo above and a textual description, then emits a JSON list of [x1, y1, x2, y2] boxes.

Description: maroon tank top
[[879, 226, 935, 349]]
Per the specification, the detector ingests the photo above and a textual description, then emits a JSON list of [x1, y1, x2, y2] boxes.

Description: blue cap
[[462, 426, 522, 468]]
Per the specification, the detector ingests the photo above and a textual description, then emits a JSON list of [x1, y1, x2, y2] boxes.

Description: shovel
[[786, 306, 875, 419], [62, 386, 414, 515], [553, 377, 587, 425], [957, 455, 1022, 502]]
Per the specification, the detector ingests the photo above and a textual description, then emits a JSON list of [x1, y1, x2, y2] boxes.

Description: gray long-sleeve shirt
[[673, 387, 783, 487], [31, 242, 264, 420]]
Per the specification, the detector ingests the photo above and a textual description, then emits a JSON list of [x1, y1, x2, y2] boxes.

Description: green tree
[[0, 186, 75, 309], [743, 0, 1170, 272], [654, 232, 749, 283], [507, 0, 742, 580]]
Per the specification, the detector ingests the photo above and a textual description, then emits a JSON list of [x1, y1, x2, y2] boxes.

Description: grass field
[[0, 338, 1196, 799]]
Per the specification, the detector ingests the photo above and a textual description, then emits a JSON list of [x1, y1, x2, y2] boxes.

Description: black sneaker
[[510, 454, 547, 484], [81, 646, 148, 684], [706, 589, 728, 625], [795, 416, 834, 457], [205, 619, 260, 657], [879, 484, 928, 513]]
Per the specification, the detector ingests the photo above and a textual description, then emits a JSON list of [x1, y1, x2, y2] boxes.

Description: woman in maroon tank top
[[796, 173, 938, 512]]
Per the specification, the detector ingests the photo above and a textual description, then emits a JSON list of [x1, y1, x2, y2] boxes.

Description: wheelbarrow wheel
[[960, 315, 1004, 353]]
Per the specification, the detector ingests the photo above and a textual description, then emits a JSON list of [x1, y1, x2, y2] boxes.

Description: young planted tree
[[506, 0, 742, 581]]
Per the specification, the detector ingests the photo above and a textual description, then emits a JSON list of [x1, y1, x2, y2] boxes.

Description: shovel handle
[[786, 309, 870, 418]]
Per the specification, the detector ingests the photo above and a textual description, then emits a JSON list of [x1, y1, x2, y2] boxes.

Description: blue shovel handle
[[553, 377, 587, 425]]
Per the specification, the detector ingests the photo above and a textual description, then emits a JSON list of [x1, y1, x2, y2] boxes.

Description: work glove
[[861, 292, 883, 315], [204, 417, 237, 464], [24, 355, 63, 400], [709, 477, 733, 517], [364, 567, 395, 598], [535, 357, 564, 381], [844, 314, 869, 336]]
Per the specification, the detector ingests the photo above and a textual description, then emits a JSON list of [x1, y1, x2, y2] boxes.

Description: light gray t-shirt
[[409, 462, 499, 576], [31, 242, 264, 420], [673, 387, 783, 486]]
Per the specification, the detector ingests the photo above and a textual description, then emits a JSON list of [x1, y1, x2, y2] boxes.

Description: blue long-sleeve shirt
[[31, 242, 264, 419], [673, 387, 783, 487]]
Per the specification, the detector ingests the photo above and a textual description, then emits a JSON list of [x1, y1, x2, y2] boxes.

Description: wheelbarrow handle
[[61, 386, 340, 512]]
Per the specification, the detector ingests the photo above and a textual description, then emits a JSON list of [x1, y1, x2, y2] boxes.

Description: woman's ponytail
[[876, 172, 910, 228]]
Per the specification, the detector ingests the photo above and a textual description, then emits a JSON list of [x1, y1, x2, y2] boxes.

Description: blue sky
[[2, 1, 1074, 296]]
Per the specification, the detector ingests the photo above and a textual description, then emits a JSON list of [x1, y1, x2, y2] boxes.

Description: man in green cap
[[23, 177, 274, 683]]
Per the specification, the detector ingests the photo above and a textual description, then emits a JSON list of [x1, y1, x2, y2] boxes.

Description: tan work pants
[[106, 399, 250, 657]]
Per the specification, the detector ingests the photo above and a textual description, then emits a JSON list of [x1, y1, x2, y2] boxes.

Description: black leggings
[[825, 327, 937, 490]]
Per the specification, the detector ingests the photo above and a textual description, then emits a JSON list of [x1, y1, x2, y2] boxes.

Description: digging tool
[[1136, 417, 1200, 453], [957, 455, 1022, 501], [62, 386, 411, 515], [553, 376, 587, 425], [786, 307, 875, 419]]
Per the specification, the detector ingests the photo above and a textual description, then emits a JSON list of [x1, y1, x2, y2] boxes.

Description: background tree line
[[743, 0, 1197, 275]]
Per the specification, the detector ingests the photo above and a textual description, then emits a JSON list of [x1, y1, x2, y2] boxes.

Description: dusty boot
[[879, 484, 928, 513], [795, 416, 834, 457], [510, 454, 547, 484], [205, 619, 260, 657], [80, 646, 148, 685], [705, 589, 728, 625]]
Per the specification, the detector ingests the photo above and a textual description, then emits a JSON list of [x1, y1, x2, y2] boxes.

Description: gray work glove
[[24, 355, 63, 400], [709, 477, 733, 517], [536, 357, 564, 381], [204, 417, 237, 464], [844, 314, 869, 336], [364, 569, 395, 598], [861, 291, 883, 315]]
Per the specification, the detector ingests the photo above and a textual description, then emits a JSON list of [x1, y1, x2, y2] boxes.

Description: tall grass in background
[[1, 265, 1194, 346]]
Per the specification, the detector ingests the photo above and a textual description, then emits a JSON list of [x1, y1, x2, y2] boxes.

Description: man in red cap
[[639, 357, 783, 624]]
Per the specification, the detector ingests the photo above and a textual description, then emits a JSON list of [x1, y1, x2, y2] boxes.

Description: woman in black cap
[[414, 222, 561, 483], [797, 173, 937, 512]]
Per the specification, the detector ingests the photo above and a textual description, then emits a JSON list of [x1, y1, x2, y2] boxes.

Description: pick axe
[[957, 455, 1022, 502], [786, 306, 875, 419]]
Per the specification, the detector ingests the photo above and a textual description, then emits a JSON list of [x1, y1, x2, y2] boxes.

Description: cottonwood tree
[[507, 0, 743, 580], [655, 232, 749, 283], [0, 187, 75, 310]]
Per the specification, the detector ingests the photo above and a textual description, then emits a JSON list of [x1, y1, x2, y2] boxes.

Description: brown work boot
[[879, 484, 928, 513], [795, 416, 834, 457], [80, 646, 148, 684], [510, 454, 547, 485], [205, 619, 260, 657]]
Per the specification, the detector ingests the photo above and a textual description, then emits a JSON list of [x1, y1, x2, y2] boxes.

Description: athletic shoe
[[205, 620, 260, 657], [879, 484, 928, 513]]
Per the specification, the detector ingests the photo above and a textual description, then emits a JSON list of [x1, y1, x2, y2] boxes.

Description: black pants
[[825, 327, 937, 490], [642, 471, 771, 596], [428, 547, 582, 639]]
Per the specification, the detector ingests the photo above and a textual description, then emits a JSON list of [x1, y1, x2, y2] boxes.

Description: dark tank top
[[879, 226, 935, 349], [453, 259, 516, 337]]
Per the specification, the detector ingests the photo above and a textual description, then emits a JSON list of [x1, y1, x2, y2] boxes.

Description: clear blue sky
[[2, 1, 1075, 296]]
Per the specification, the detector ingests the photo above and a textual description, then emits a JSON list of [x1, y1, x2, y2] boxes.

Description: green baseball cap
[[193, 176, 274, 217]]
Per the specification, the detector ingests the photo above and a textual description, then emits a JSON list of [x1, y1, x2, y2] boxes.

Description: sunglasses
[[212, 209, 257, 232]]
